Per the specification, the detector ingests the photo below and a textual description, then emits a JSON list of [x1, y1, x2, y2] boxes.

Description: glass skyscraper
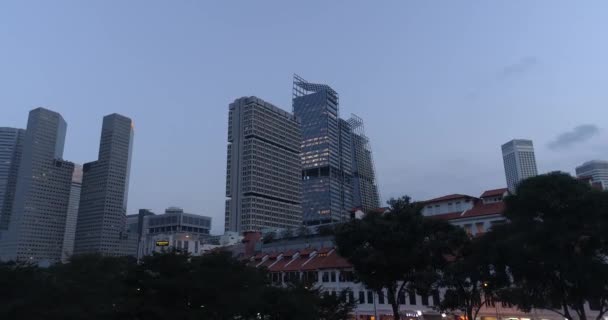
[[293, 75, 353, 225], [348, 115, 381, 212]]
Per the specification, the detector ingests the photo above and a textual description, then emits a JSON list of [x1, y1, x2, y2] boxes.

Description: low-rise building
[[245, 233, 603, 320], [422, 188, 509, 236], [126, 207, 212, 258]]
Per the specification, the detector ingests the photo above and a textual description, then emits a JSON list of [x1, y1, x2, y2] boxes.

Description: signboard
[[156, 240, 170, 247]]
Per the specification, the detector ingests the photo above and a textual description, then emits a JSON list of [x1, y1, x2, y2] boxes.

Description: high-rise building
[[0, 127, 25, 231], [74, 114, 134, 256], [293, 75, 353, 225], [61, 164, 82, 262], [0, 108, 74, 264], [348, 115, 381, 212], [225, 96, 302, 232], [575, 160, 608, 190], [502, 139, 538, 193]]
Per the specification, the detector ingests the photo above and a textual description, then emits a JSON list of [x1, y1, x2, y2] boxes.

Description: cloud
[[497, 56, 539, 80], [548, 124, 600, 150]]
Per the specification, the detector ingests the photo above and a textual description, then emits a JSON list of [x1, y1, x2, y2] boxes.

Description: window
[[359, 291, 365, 304], [340, 271, 354, 282], [184, 241, 189, 251], [177, 240, 182, 249], [464, 224, 472, 235], [421, 295, 429, 306], [398, 291, 406, 305], [378, 292, 385, 304], [409, 290, 416, 305], [330, 271, 336, 282], [432, 291, 440, 306], [476, 222, 484, 234], [322, 272, 329, 282], [367, 291, 374, 304], [349, 291, 355, 303]]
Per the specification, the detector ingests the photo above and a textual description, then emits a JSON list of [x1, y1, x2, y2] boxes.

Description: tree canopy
[[0, 251, 353, 320], [335, 196, 468, 320], [487, 172, 608, 320]]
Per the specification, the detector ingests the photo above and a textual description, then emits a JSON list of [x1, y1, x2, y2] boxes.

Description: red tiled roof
[[307, 250, 352, 270], [424, 194, 475, 204], [299, 248, 315, 257], [430, 211, 465, 221], [430, 202, 505, 221], [480, 188, 508, 198], [462, 201, 505, 218], [268, 257, 294, 272]]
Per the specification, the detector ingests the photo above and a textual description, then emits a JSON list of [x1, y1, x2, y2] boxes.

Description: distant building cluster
[[225, 75, 381, 233], [1, 74, 606, 267]]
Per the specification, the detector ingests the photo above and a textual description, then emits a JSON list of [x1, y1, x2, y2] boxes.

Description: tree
[[436, 236, 508, 320], [335, 196, 468, 320], [488, 172, 608, 320], [297, 224, 311, 237], [280, 228, 294, 239], [262, 231, 276, 243]]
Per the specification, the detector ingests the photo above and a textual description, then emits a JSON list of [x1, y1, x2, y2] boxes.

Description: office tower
[[1, 108, 74, 264], [61, 164, 82, 262], [74, 114, 134, 256], [0, 127, 25, 231], [348, 115, 381, 212], [576, 160, 608, 190], [225, 96, 302, 232], [293, 75, 353, 225], [502, 139, 538, 193]]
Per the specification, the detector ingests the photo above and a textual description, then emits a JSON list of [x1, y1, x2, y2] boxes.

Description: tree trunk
[[466, 307, 474, 320], [387, 289, 400, 320]]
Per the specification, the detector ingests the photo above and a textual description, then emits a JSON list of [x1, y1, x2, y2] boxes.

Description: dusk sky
[[2, 1, 607, 233]]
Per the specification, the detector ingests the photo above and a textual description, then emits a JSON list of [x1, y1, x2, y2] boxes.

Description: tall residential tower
[[74, 114, 134, 256], [576, 160, 608, 190], [293, 75, 353, 225], [225, 97, 302, 232], [0, 108, 74, 264], [502, 139, 538, 193]]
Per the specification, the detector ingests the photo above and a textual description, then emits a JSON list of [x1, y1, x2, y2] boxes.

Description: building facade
[[74, 114, 134, 256], [347, 115, 381, 212], [422, 188, 509, 237], [61, 164, 83, 262], [293, 75, 353, 225], [501, 139, 538, 193], [0, 127, 25, 232], [0, 108, 74, 264], [135, 207, 212, 257], [247, 232, 597, 320], [576, 160, 608, 190], [225, 96, 302, 232]]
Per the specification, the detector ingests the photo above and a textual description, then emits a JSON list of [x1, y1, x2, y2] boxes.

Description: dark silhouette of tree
[[335, 196, 468, 320], [487, 172, 608, 320]]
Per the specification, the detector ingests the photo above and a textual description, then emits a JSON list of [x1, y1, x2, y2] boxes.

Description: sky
[[2, 1, 608, 234]]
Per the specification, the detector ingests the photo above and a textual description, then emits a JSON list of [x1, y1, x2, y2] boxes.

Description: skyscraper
[[348, 115, 381, 212], [0, 108, 74, 264], [0, 127, 25, 231], [225, 96, 302, 232], [61, 164, 82, 262], [502, 139, 538, 193], [293, 75, 353, 225], [575, 160, 608, 190], [74, 114, 134, 256]]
